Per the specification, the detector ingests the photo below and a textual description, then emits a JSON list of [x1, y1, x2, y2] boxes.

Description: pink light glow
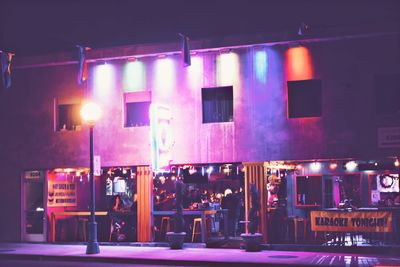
[[155, 58, 175, 91], [217, 52, 240, 86], [93, 63, 115, 99], [187, 56, 203, 89]]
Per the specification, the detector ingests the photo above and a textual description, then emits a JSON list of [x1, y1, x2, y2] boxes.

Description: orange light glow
[[286, 46, 313, 80], [329, 163, 338, 170], [296, 164, 303, 170]]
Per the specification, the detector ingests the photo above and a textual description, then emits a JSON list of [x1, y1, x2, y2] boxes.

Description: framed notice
[[47, 181, 77, 207], [378, 127, 400, 148]]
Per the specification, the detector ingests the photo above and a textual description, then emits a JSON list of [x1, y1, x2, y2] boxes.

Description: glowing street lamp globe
[[80, 101, 102, 254], [81, 102, 101, 125]]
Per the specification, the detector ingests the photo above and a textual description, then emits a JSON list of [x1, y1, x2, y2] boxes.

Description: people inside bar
[[153, 163, 244, 243], [47, 161, 399, 247], [105, 167, 137, 242]]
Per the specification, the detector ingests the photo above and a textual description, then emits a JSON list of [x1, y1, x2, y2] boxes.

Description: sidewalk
[[0, 242, 400, 267]]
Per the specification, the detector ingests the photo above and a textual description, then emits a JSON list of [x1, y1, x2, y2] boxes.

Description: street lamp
[[81, 102, 101, 254]]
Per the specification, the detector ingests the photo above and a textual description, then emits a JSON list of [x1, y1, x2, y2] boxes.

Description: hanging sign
[[47, 181, 77, 207], [311, 210, 392, 233], [150, 104, 173, 172]]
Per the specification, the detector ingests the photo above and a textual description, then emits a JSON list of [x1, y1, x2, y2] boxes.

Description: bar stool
[[160, 217, 171, 238], [76, 217, 88, 241], [192, 218, 202, 242], [56, 219, 69, 242], [109, 219, 116, 242], [293, 217, 308, 243]]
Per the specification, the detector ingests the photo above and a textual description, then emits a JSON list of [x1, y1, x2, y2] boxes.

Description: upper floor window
[[125, 101, 151, 127], [57, 103, 82, 131], [202, 86, 233, 123], [375, 73, 400, 114], [287, 79, 322, 118], [124, 91, 151, 127]]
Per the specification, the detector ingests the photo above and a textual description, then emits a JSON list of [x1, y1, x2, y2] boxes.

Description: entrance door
[[22, 171, 46, 242]]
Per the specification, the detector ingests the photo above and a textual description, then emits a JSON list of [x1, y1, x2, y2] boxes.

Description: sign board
[[311, 210, 392, 233], [94, 155, 101, 176], [47, 181, 77, 207], [150, 104, 173, 172], [378, 127, 400, 148], [24, 170, 43, 181]]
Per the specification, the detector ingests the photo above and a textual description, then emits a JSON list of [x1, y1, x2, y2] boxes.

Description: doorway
[[22, 171, 46, 242]]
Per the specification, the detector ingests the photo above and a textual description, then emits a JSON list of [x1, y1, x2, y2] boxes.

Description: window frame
[[54, 98, 82, 132], [287, 79, 322, 119], [123, 91, 152, 128], [201, 85, 234, 124]]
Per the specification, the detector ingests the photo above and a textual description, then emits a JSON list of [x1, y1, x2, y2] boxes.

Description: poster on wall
[[47, 181, 77, 207]]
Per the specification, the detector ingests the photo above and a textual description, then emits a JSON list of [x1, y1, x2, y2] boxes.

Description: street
[[0, 259, 199, 267], [1, 243, 400, 267]]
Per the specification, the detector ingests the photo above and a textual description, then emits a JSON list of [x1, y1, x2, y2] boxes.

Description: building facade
[[0, 30, 399, 243]]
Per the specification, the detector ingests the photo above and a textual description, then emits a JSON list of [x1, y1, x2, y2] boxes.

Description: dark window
[[182, 167, 208, 184], [57, 104, 81, 131], [324, 179, 334, 208], [375, 74, 400, 114], [202, 86, 233, 123], [287, 79, 322, 118], [125, 101, 150, 127], [295, 176, 322, 206]]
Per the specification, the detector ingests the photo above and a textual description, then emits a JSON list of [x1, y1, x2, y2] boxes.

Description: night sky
[[0, 0, 399, 57]]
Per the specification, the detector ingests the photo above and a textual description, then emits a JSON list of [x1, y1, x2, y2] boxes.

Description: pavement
[[0, 242, 400, 267]]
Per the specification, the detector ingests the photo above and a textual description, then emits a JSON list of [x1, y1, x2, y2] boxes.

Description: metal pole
[[86, 125, 100, 254], [244, 166, 248, 234]]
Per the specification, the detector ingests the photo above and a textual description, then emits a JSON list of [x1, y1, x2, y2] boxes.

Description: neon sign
[[150, 104, 173, 172]]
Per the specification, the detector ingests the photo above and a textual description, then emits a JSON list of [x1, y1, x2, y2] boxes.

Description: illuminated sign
[[48, 181, 77, 207], [150, 104, 173, 172], [311, 210, 392, 233]]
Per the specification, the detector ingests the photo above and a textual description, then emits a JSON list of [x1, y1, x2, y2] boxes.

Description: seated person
[[109, 195, 127, 241]]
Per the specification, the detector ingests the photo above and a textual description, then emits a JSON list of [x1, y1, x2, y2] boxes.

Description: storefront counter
[[50, 211, 108, 242], [153, 209, 228, 242]]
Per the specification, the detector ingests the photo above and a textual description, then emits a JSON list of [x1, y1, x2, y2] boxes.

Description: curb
[[0, 252, 308, 267]]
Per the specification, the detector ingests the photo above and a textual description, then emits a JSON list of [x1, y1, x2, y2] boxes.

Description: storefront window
[[153, 164, 244, 243], [336, 175, 361, 208], [103, 167, 137, 242], [295, 175, 322, 206], [369, 174, 400, 206]]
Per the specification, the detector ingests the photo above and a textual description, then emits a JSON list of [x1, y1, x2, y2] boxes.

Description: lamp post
[[81, 102, 101, 254]]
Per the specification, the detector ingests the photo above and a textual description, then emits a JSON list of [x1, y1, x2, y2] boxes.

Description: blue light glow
[[254, 50, 268, 84]]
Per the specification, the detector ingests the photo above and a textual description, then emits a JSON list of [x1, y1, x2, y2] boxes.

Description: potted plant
[[166, 179, 186, 249], [241, 184, 263, 252]]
